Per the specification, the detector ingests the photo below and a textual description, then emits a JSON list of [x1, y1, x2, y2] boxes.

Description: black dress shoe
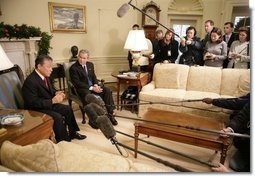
[[70, 132, 87, 140]]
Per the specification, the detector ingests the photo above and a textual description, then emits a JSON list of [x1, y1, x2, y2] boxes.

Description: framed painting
[[48, 2, 86, 33]]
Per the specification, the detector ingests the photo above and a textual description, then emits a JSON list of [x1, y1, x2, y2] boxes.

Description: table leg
[[220, 138, 230, 164], [134, 124, 139, 158], [117, 80, 120, 110]]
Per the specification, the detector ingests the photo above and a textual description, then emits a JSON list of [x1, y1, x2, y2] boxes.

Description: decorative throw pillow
[[0, 140, 61, 172]]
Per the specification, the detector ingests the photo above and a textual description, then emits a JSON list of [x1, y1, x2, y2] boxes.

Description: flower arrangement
[[0, 22, 53, 56]]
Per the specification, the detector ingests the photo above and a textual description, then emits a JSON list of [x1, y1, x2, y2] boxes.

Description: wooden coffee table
[[134, 108, 231, 164], [0, 109, 55, 146]]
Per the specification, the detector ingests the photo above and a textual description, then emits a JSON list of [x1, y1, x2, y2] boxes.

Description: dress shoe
[[108, 114, 118, 126], [70, 132, 87, 140]]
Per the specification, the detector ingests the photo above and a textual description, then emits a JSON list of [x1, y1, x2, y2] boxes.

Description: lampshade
[[0, 45, 14, 70], [124, 30, 148, 51]]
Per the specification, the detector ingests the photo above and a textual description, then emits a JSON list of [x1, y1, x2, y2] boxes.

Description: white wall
[[0, 0, 250, 81]]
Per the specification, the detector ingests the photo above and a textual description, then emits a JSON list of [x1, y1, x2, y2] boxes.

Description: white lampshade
[[0, 45, 14, 70], [124, 30, 148, 51]]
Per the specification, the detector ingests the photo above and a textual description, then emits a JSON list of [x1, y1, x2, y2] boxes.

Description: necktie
[[83, 65, 93, 86], [43, 78, 49, 89], [225, 35, 229, 43]]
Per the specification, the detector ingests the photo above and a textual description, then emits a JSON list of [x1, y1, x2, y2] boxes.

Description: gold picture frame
[[48, 2, 86, 33]]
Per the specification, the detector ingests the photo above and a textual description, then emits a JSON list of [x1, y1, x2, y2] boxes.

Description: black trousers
[[98, 86, 116, 115], [39, 103, 80, 142]]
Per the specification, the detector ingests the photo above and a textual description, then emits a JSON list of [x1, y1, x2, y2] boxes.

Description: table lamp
[[0, 45, 14, 71], [124, 30, 148, 72]]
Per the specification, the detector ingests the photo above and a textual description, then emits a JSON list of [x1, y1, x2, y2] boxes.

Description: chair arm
[[67, 81, 80, 97]]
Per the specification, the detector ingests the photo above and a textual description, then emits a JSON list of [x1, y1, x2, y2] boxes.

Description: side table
[[0, 109, 55, 146], [111, 72, 150, 110]]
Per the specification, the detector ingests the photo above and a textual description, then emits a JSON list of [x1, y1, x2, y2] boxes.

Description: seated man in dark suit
[[69, 49, 118, 126], [22, 55, 86, 143]]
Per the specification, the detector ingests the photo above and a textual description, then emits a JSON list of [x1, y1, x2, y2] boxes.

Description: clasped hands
[[52, 91, 65, 104], [92, 84, 103, 93]]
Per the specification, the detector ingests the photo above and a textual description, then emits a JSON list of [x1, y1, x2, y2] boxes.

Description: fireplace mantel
[[0, 37, 41, 77]]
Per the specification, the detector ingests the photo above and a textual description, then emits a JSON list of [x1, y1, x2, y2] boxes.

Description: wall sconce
[[124, 30, 148, 71], [0, 45, 14, 71]]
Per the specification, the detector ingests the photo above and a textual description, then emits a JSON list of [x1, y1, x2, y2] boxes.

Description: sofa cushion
[[186, 66, 222, 94], [182, 91, 221, 112], [0, 140, 168, 172], [57, 141, 132, 172], [140, 89, 186, 106], [220, 69, 250, 97], [0, 140, 60, 172], [153, 63, 189, 89]]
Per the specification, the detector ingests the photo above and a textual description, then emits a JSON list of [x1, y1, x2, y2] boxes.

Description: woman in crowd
[[203, 27, 227, 67], [155, 30, 179, 64], [227, 27, 250, 69], [179, 26, 203, 66]]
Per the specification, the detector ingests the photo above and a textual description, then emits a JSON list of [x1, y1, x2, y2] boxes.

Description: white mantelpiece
[[0, 37, 41, 77]]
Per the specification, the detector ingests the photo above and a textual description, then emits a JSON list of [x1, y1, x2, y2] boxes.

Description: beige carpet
[[70, 104, 236, 173]]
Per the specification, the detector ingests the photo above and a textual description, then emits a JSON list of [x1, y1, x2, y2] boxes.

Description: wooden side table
[[111, 72, 150, 110], [0, 109, 55, 146]]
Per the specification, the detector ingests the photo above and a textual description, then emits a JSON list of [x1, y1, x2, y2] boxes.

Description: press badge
[[168, 50, 171, 56]]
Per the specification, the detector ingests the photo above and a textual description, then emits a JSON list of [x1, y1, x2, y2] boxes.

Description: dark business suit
[[223, 33, 237, 68], [223, 33, 237, 49], [69, 61, 115, 114], [22, 70, 80, 142]]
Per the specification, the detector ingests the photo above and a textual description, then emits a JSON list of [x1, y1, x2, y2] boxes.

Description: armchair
[[0, 67, 24, 109], [63, 62, 86, 124]]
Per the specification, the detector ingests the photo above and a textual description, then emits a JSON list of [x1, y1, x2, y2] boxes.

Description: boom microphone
[[96, 115, 123, 155], [85, 94, 105, 107], [84, 102, 106, 129], [117, 0, 132, 17]]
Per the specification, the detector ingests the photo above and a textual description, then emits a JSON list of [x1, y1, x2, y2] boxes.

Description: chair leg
[[80, 106, 86, 124]]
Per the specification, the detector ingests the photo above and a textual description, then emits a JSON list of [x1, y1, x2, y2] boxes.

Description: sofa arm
[[141, 81, 155, 92]]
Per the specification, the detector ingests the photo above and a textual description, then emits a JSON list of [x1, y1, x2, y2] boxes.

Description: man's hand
[[92, 84, 103, 93], [52, 91, 65, 104], [202, 98, 213, 104]]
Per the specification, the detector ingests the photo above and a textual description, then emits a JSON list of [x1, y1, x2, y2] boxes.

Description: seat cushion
[[182, 91, 221, 112], [139, 88, 186, 106]]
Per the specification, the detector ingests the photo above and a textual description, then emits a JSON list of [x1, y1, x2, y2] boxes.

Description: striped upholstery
[[0, 71, 24, 109]]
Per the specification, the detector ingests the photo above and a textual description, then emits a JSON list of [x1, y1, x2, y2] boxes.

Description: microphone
[[117, 0, 132, 18], [96, 115, 123, 155], [117, 3, 130, 17], [84, 103, 100, 129], [84, 102, 107, 129], [85, 94, 105, 108]]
